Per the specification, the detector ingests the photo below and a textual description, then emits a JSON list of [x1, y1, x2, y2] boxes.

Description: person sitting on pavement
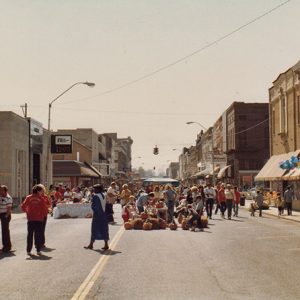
[[187, 204, 203, 232]]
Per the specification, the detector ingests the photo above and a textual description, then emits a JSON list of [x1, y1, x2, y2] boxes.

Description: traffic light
[[153, 145, 159, 155]]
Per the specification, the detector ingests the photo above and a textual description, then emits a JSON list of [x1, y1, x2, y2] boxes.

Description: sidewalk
[[242, 200, 300, 223]]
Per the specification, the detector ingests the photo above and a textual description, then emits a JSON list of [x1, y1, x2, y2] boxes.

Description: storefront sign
[[51, 135, 72, 153]]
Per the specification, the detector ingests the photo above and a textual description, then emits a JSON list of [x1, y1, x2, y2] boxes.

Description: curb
[[240, 205, 300, 224]]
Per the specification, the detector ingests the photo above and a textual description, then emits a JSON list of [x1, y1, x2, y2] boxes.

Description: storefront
[[255, 150, 300, 211]]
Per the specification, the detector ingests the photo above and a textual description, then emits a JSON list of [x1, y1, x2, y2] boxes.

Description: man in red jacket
[[21, 185, 48, 255]]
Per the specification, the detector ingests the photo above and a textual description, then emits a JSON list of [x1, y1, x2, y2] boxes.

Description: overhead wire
[[62, 0, 292, 105]]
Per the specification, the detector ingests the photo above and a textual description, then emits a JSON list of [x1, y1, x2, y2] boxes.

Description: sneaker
[[37, 251, 42, 255]]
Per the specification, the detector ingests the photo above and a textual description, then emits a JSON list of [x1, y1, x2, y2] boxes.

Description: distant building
[[226, 102, 269, 188], [166, 162, 179, 179]]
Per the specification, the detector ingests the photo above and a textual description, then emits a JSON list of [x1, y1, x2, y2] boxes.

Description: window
[[280, 91, 287, 133], [272, 109, 275, 135]]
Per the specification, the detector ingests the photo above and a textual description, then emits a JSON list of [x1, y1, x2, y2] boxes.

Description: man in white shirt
[[0, 185, 13, 252], [204, 182, 216, 219]]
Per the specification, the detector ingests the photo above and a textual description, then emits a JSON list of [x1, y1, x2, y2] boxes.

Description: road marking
[[71, 226, 125, 300]]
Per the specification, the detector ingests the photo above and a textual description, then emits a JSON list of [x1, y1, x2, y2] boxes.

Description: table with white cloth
[[53, 203, 93, 219]]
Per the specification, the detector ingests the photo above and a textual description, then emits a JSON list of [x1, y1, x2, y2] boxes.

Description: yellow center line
[[71, 226, 125, 300]]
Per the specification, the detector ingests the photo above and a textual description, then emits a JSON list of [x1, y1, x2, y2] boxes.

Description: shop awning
[[53, 160, 101, 178], [282, 167, 300, 181], [255, 150, 300, 181], [217, 165, 231, 179]]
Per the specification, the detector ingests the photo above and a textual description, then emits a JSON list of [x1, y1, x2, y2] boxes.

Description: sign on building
[[51, 135, 72, 153]]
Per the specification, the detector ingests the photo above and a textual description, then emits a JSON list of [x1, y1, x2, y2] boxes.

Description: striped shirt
[[0, 193, 13, 214]]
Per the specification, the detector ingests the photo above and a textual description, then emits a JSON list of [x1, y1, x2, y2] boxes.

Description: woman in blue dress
[[84, 184, 109, 250]]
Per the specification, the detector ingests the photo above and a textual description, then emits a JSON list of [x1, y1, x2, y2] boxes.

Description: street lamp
[[186, 121, 215, 185], [48, 81, 95, 131], [46, 81, 95, 186]]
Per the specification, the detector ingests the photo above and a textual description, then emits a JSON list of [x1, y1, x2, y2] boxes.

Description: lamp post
[[186, 121, 215, 185], [47, 81, 95, 131], [46, 81, 95, 186]]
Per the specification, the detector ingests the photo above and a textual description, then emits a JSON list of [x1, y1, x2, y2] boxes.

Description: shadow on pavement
[[94, 249, 122, 256], [26, 254, 52, 260], [229, 219, 244, 222], [0, 250, 16, 260], [42, 247, 56, 252]]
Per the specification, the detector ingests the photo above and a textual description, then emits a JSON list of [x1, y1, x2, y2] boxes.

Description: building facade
[[226, 102, 269, 188]]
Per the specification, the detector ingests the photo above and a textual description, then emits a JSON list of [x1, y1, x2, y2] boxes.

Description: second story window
[[279, 89, 287, 133]]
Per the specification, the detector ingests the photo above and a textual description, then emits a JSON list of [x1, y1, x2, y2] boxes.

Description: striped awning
[[217, 165, 231, 179], [255, 150, 300, 181]]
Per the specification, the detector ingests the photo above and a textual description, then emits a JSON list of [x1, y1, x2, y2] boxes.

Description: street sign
[[51, 135, 72, 153]]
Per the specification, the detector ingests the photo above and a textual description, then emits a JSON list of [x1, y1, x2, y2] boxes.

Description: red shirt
[[217, 188, 226, 203], [21, 194, 48, 221], [234, 191, 241, 204]]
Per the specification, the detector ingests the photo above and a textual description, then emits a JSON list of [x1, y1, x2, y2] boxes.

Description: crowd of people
[[0, 181, 296, 256]]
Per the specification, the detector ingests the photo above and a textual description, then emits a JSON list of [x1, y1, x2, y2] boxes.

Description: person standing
[[38, 184, 51, 248], [225, 184, 234, 220], [255, 190, 264, 217], [106, 182, 118, 224], [276, 192, 284, 216], [164, 185, 177, 223], [216, 183, 226, 218], [120, 184, 132, 207], [84, 184, 109, 251], [204, 182, 216, 219], [21, 185, 49, 255], [284, 186, 294, 216], [233, 186, 241, 217], [136, 190, 148, 214], [0, 185, 13, 253]]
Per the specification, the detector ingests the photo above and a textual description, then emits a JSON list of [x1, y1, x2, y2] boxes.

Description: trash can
[[240, 196, 245, 206]]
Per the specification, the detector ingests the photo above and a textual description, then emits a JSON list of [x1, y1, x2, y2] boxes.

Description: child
[[276, 192, 284, 216], [250, 201, 256, 217]]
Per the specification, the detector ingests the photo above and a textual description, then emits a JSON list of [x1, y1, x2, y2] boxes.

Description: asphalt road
[[2, 206, 300, 300]]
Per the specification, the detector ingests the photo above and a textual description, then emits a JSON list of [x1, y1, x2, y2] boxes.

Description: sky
[[1, 0, 299, 173]]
